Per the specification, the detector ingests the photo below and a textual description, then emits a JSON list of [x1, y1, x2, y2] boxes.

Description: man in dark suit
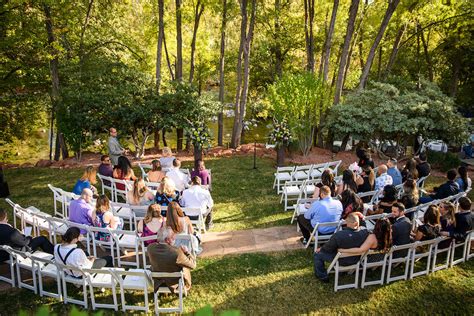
[[419, 169, 459, 204], [0, 208, 54, 262], [147, 231, 196, 292], [391, 202, 412, 257], [313, 213, 369, 282]]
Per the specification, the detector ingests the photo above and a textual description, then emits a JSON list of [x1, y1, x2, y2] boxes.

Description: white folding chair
[[112, 268, 152, 313], [31, 254, 62, 300], [280, 180, 305, 212], [48, 184, 68, 218], [84, 267, 120, 311], [87, 226, 116, 263], [416, 174, 430, 189], [309, 162, 329, 179], [450, 230, 473, 267], [466, 231, 474, 260], [98, 174, 114, 199], [326, 160, 342, 176], [327, 251, 367, 292], [138, 163, 152, 180], [292, 165, 313, 181], [273, 166, 295, 194], [306, 221, 342, 250], [360, 250, 388, 288], [291, 197, 317, 225], [0, 245, 16, 287], [409, 239, 437, 279], [113, 179, 132, 203], [57, 263, 89, 308], [432, 237, 452, 272], [111, 229, 140, 268], [46, 217, 69, 244], [152, 271, 186, 315], [12, 248, 53, 293], [386, 243, 413, 283], [183, 207, 207, 234]]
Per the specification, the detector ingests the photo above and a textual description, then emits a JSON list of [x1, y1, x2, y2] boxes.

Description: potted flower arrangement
[[269, 118, 292, 166], [187, 122, 212, 169]]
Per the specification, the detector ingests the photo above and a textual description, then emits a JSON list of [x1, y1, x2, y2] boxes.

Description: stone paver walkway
[[200, 225, 302, 258]]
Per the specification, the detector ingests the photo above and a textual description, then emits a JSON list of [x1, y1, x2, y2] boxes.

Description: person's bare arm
[[338, 234, 376, 254], [186, 217, 194, 234], [312, 187, 320, 199]]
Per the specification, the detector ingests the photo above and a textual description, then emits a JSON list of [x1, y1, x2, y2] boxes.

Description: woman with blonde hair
[[127, 178, 154, 205], [155, 177, 181, 215], [147, 159, 166, 183], [159, 147, 175, 170], [72, 166, 98, 195], [93, 195, 122, 241], [400, 178, 419, 209], [439, 201, 457, 232], [137, 204, 166, 246]]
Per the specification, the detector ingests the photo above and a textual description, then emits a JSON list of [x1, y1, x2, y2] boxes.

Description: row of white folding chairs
[[0, 245, 185, 313], [97, 175, 162, 203], [327, 233, 473, 292], [273, 160, 342, 194], [48, 184, 80, 219], [5, 199, 198, 268]]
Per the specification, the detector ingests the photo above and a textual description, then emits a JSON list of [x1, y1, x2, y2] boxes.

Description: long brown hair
[[374, 218, 392, 252], [131, 178, 149, 203], [166, 202, 184, 233], [144, 204, 162, 224], [442, 202, 456, 227]]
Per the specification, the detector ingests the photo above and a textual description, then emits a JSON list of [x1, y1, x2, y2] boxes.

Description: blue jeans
[[419, 196, 434, 204], [313, 251, 335, 280]]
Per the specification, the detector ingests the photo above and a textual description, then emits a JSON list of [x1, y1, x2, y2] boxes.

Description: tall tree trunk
[[419, 23, 433, 82], [217, 0, 228, 146], [321, 0, 339, 82], [163, 31, 175, 80], [450, 29, 460, 97], [274, 0, 283, 79], [303, 0, 315, 72], [334, 0, 360, 104], [189, 0, 204, 83], [318, 7, 329, 76], [154, 129, 161, 150], [384, 23, 406, 77], [162, 129, 168, 147], [377, 45, 383, 80], [156, 0, 164, 90], [175, 0, 183, 81], [359, 0, 401, 89], [231, 0, 257, 148]]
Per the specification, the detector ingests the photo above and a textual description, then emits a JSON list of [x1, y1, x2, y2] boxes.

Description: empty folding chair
[[292, 165, 313, 181], [111, 229, 140, 268], [309, 162, 329, 179], [327, 251, 367, 292], [0, 245, 16, 287], [386, 243, 413, 283], [57, 263, 89, 308], [450, 231, 473, 267], [110, 201, 134, 230], [416, 174, 429, 189], [465, 231, 474, 260], [360, 250, 388, 288], [83, 267, 120, 311], [30, 254, 62, 300], [12, 248, 53, 293], [48, 184, 68, 218], [409, 239, 437, 279], [273, 166, 295, 194], [152, 271, 186, 315], [280, 180, 305, 212], [46, 217, 69, 244], [432, 237, 452, 272], [112, 268, 152, 313]]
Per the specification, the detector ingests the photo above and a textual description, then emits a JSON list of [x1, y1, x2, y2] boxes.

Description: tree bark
[[193, 145, 203, 170], [154, 128, 160, 150], [384, 23, 406, 78], [156, 0, 164, 90], [177, 128, 184, 152], [163, 31, 175, 81], [334, 0, 360, 104], [217, 0, 228, 147], [274, 0, 283, 79], [276, 145, 285, 167], [359, 0, 401, 89], [189, 0, 204, 83], [303, 0, 315, 72], [419, 23, 433, 82], [162, 129, 168, 147], [175, 0, 183, 81], [377, 45, 383, 80], [321, 0, 339, 82]]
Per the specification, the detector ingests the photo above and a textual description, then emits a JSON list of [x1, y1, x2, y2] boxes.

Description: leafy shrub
[[427, 150, 461, 172]]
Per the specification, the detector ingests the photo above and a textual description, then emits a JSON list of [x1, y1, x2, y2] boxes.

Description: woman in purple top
[[191, 159, 211, 186]]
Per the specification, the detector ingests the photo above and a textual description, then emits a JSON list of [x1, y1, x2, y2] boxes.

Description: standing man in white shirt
[[181, 176, 214, 230], [166, 159, 190, 192]]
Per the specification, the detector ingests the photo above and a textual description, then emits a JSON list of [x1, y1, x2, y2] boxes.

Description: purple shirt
[[98, 163, 113, 178], [191, 169, 211, 186], [69, 199, 94, 234]]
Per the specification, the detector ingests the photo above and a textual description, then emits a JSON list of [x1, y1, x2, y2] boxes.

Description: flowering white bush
[[269, 118, 292, 147]]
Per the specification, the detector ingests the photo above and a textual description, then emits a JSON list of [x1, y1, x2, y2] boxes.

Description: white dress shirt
[[166, 168, 189, 192], [181, 185, 214, 216], [54, 244, 92, 277]]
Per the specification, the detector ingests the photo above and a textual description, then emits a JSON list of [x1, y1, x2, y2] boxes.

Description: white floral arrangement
[[269, 118, 292, 147]]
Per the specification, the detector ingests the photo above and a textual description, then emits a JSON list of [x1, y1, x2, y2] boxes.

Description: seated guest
[[155, 177, 181, 215], [356, 166, 375, 196], [456, 166, 471, 192], [297, 186, 343, 246], [69, 188, 94, 234], [399, 178, 419, 209], [166, 159, 189, 192], [148, 230, 196, 292], [415, 205, 441, 241], [166, 202, 194, 237], [340, 189, 364, 220], [387, 158, 402, 186], [147, 159, 166, 183], [113, 156, 136, 191], [0, 208, 54, 262], [191, 159, 211, 187], [439, 201, 457, 234], [92, 195, 122, 241], [440, 197, 473, 241], [391, 202, 412, 247], [357, 147, 375, 169], [138, 204, 166, 246], [98, 155, 113, 178], [415, 152, 431, 178], [376, 185, 398, 214], [336, 170, 358, 195], [127, 178, 155, 205], [374, 165, 393, 191], [401, 158, 419, 183], [159, 147, 175, 170], [338, 217, 392, 255], [181, 176, 214, 229], [72, 166, 98, 195], [54, 227, 113, 276], [312, 169, 337, 198], [313, 213, 369, 282], [419, 169, 459, 203]]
